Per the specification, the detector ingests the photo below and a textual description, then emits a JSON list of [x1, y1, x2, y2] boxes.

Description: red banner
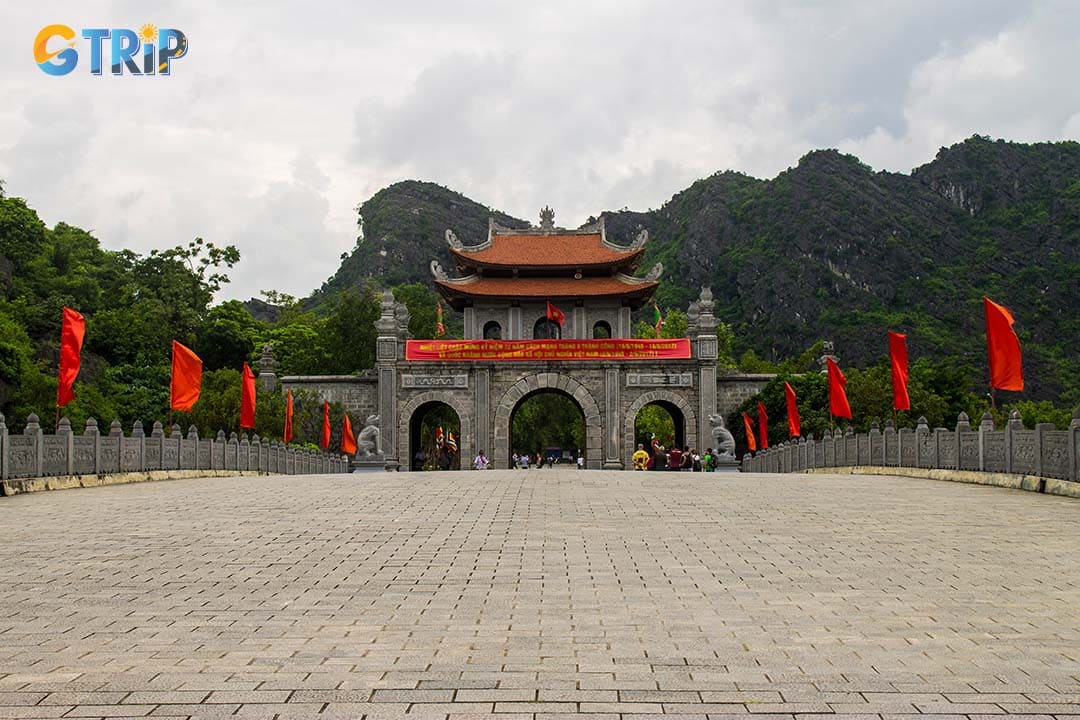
[[405, 338, 692, 361]]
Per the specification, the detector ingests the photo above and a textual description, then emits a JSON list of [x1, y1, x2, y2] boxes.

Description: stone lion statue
[[357, 415, 382, 458], [707, 413, 736, 456]]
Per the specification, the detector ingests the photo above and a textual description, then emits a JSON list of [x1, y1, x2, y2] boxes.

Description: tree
[[196, 301, 260, 371]]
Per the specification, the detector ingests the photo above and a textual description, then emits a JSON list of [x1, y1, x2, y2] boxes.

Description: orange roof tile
[[453, 232, 643, 268]]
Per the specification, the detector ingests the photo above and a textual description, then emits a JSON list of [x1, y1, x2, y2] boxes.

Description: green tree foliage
[[634, 404, 676, 448], [510, 392, 585, 458], [196, 301, 260, 371]]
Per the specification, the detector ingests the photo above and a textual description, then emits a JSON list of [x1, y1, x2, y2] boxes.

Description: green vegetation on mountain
[[326, 136, 1080, 406]]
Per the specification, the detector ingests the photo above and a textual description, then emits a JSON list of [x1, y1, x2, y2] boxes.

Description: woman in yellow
[[632, 444, 650, 471]]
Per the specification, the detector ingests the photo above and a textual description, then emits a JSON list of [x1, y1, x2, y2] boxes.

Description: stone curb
[[1, 470, 265, 497], [806, 465, 1080, 499]]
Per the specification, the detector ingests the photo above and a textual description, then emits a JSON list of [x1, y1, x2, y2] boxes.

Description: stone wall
[[280, 373, 380, 420], [716, 373, 775, 419], [0, 413, 348, 494], [742, 410, 1080, 486]]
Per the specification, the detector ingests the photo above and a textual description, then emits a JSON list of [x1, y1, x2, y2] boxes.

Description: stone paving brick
[[0, 470, 1078, 717]]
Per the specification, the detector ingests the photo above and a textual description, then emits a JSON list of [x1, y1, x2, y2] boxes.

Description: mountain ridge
[[315, 135, 1080, 403]]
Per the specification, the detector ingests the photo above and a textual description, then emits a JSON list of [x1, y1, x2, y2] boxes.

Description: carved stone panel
[[1012, 430, 1036, 475], [42, 436, 68, 476], [626, 372, 692, 387], [402, 374, 468, 389], [959, 432, 979, 470], [1042, 432, 1070, 479], [121, 438, 142, 472], [983, 432, 1006, 472], [73, 436, 96, 475]]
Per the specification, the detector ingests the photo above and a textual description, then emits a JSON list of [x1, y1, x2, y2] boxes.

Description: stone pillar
[[978, 412, 994, 472], [475, 367, 491, 458], [258, 344, 278, 392], [0, 412, 6, 480], [690, 287, 719, 449], [603, 365, 622, 469], [573, 304, 586, 340], [509, 304, 522, 340], [463, 306, 476, 340], [376, 290, 402, 470], [1069, 408, 1080, 483], [617, 306, 631, 338]]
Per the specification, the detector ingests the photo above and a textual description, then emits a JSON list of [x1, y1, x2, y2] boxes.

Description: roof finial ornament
[[445, 228, 462, 250], [539, 206, 555, 231]]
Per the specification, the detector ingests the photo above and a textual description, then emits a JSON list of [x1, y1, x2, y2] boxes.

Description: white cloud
[[0, 1, 1077, 300]]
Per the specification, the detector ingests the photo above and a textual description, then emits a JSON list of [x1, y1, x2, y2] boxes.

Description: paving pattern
[[0, 469, 1078, 720]]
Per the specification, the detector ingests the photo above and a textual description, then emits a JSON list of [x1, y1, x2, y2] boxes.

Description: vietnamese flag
[[169, 341, 203, 412], [888, 331, 910, 411], [320, 401, 331, 449], [826, 357, 852, 419], [56, 307, 86, 407], [240, 362, 256, 429], [283, 390, 294, 443], [784, 381, 800, 437], [742, 412, 757, 452], [757, 401, 769, 450], [546, 300, 566, 327], [341, 413, 357, 455], [984, 297, 1024, 391]]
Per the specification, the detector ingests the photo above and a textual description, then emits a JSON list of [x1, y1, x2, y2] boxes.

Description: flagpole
[[55, 405, 60, 432]]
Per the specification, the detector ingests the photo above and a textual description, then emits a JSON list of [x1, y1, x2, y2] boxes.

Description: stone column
[[475, 367, 491, 458], [509, 304, 522, 340], [603, 365, 622, 469], [376, 290, 402, 471], [573, 304, 586, 340], [463, 306, 476, 340], [690, 287, 719, 449], [617, 306, 632, 338], [258, 344, 278, 392]]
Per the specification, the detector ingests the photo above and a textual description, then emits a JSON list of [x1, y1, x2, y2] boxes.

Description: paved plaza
[[1, 470, 1079, 720]]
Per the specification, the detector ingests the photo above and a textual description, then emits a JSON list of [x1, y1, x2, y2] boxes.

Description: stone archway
[[623, 391, 698, 466], [398, 391, 474, 470], [492, 373, 603, 469]]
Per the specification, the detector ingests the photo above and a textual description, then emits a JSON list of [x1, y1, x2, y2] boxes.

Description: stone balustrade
[[0, 413, 348, 489], [742, 409, 1080, 485]]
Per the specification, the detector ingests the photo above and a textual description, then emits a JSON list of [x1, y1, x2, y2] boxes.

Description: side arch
[[623, 390, 698, 466], [397, 391, 474, 470], [492, 373, 603, 469]]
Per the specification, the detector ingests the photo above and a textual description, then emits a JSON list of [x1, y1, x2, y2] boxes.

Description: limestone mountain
[[320, 136, 1080, 403]]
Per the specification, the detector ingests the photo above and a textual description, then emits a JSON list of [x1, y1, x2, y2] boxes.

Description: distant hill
[[317, 137, 1080, 403]]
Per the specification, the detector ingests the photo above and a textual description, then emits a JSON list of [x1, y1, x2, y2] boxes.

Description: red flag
[[784, 381, 800, 437], [170, 341, 203, 412], [240, 363, 256, 429], [436, 301, 445, 336], [56, 307, 86, 407], [757, 401, 769, 450], [320, 401, 331, 449], [984, 297, 1023, 391], [341, 413, 357, 455], [826, 357, 852, 419], [888, 331, 910, 411], [546, 300, 566, 327], [435, 425, 444, 447], [742, 412, 757, 452], [283, 390, 294, 443]]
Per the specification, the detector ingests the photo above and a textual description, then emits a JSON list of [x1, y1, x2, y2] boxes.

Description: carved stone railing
[[0, 413, 349, 490], [742, 409, 1080, 485]]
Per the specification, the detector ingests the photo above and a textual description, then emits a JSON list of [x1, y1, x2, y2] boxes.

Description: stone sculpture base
[[351, 456, 386, 473]]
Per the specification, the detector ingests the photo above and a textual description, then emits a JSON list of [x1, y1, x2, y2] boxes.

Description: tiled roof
[[435, 276, 657, 298], [452, 232, 643, 268]]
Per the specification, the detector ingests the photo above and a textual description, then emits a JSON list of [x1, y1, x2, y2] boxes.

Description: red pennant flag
[[784, 381, 800, 437], [546, 300, 566, 327], [757, 401, 769, 450], [341, 413, 357, 455], [826, 357, 852, 419], [984, 297, 1023, 391], [283, 390, 294, 443], [888, 331, 910, 411], [240, 362, 256, 429], [320, 401, 331, 449], [742, 412, 758, 452], [56, 307, 86, 408], [170, 341, 203, 412]]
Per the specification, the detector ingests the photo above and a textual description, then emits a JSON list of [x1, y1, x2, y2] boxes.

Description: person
[[576, 451, 584, 470], [511, 452, 519, 469], [519, 452, 530, 469], [438, 446, 452, 471], [691, 449, 702, 472], [535, 451, 543, 468], [703, 448, 713, 472], [632, 444, 649, 471], [413, 448, 427, 472], [473, 450, 489, 470], [682, 446, 693, 471], [652, 445, 666, 471], [668, 445, 682, 471]]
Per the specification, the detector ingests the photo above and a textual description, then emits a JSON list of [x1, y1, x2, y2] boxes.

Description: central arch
[[493, 373, 602, 469], [398, 391, 473, 471]]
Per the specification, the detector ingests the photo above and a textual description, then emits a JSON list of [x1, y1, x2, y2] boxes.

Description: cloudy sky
[[2, 1, 1078, 300]]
